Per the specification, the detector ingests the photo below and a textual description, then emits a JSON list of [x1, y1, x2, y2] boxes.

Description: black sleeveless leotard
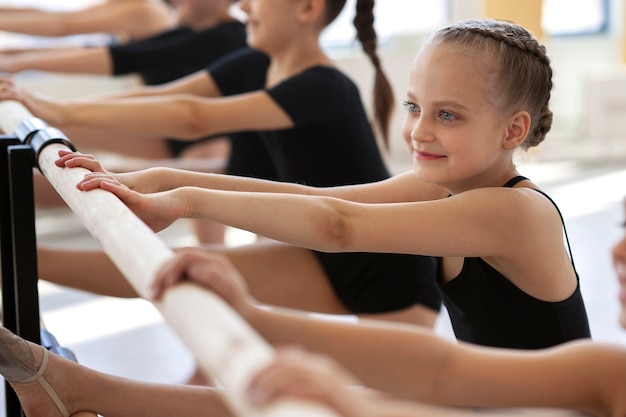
[[437, 176, 591, 349]]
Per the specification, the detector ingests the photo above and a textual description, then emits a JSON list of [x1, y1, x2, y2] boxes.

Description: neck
[[265, 41, 333, 87]]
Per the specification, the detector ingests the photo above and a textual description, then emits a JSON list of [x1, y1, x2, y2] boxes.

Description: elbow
[[318, 204, 354, 253], [175, 97, 213, 139]]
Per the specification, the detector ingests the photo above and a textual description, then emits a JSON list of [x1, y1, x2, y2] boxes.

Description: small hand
[[151, 248, 255, 318], [0, 77, 65, 124], [247, 346, 374, 417], [57, 150, 186, 232]]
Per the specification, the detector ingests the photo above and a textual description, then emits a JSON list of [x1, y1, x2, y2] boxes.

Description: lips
[[414, 149, 445, 161]]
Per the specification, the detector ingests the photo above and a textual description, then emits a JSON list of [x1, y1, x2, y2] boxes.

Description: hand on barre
[[248, 346, 377, 417], [55, 149, 186, 233], [151, 247, 255, 318]]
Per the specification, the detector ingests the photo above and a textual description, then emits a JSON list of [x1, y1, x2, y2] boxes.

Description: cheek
[[400, 116, 413, 145]]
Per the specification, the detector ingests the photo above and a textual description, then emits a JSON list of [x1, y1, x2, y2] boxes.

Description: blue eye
[[402, 101, 419, 113], [440, 111, 456, 122]]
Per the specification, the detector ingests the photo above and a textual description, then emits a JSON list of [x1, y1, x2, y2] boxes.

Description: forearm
[[62, 95, 214, 139], [0, 47, 112, 75], [156, 169, 313, 194], [181, 187, 350, 252], [246, 305, 450, 402], [249, 305, 611, 414], [0, 12, 76, 37]]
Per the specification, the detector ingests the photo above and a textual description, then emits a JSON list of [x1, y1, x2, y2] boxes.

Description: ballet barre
[[0, 100, 338, 417]]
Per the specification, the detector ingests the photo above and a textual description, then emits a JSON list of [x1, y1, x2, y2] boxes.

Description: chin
[[620, 310, 626, 330]]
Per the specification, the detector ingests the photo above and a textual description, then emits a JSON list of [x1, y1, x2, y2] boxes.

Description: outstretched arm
[[64, 151, 446, 202], [151, 249, 621, 416], [0, 77, 292, 140], [0, 0, 174, 41], [0, 47, 112, 75], [56, 148, 549, 259]]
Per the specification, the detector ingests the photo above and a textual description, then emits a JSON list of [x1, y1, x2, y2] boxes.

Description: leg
[[219, 240, 439, 326], [8, 336, 233, 417], [38, 240, 438, 328], [221, 240, 349, 314], [37, 246, 139, 298]]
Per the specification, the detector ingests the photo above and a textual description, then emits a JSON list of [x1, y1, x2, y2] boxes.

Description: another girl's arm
[[0, 0, 173, 40], [0, 47, 112, 75], [153, 249, 621, 416], [249, 349, 587, 417], [0, 75, 292, 140]]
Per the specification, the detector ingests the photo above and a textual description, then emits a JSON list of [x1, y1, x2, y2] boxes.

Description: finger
[[151, 249, 210, 298], [63, 156, 105, 172], [55, 151, 93, 167], [76, 176, 112, 191], [151, 253, 192, 300]]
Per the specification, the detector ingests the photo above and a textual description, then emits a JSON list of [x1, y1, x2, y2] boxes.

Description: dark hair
[[324, 0, 394, 149], [428, 19, 553, 149]]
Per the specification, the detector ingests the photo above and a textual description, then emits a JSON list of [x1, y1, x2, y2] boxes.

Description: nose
[[402, 114, 434, 147]]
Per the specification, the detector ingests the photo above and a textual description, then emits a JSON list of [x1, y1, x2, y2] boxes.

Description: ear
[[502, 111, 531, 150], [297, 0, 325, 24]]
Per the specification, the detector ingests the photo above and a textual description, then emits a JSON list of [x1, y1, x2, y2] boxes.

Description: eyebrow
[[405, 92, 470, 111]]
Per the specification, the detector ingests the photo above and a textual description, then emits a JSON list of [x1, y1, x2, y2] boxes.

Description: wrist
[[149, 167, 176, 191], [244, 302, 268, 332], [172, 186, 196, 219]]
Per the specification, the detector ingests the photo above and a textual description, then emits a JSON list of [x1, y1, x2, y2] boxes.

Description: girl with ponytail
[[1, 0, 441, 376]]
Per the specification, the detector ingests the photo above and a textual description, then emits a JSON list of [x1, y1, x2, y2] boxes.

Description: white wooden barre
[[0, 100, 338, 417]]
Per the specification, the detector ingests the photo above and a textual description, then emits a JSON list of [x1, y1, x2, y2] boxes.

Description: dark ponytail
[[353, 0, 394, 149]]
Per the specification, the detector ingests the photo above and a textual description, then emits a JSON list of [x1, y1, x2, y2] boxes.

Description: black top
[[208, 48, 441, 317], [209, 47, 390, 186], [109, 21, 247, 85], [437, 176, 591, 349]]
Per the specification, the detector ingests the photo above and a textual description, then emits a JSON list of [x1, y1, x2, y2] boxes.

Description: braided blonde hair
[[427, 19, 553, 150]]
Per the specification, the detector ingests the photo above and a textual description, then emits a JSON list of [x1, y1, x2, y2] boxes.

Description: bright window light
[[321, 0, 448, 48], [542, 0, 609, 35]]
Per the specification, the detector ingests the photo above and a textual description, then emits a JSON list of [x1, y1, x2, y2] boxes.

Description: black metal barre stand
[[0, 118, 76, 417]]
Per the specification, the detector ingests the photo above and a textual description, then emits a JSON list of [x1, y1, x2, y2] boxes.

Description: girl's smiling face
[[613, 199, 626, 329], [401, 44, 526, 193]]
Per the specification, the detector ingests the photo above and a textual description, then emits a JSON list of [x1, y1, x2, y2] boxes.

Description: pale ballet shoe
[[0, 326, 69, 417]]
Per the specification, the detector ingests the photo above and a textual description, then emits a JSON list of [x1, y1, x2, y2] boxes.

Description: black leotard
[[205, 47, 441, 314], [438, 176, 591, 349], [109, 22, 247, 85]]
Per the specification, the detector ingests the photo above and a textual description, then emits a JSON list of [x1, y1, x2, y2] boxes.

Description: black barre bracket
[[13, 117, 76, 169]]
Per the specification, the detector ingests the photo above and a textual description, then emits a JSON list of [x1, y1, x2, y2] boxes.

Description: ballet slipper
[[0, 326, 69, 417]]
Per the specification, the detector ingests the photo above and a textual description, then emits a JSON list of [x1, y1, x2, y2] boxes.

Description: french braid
[[431, 19, 553, 149]]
